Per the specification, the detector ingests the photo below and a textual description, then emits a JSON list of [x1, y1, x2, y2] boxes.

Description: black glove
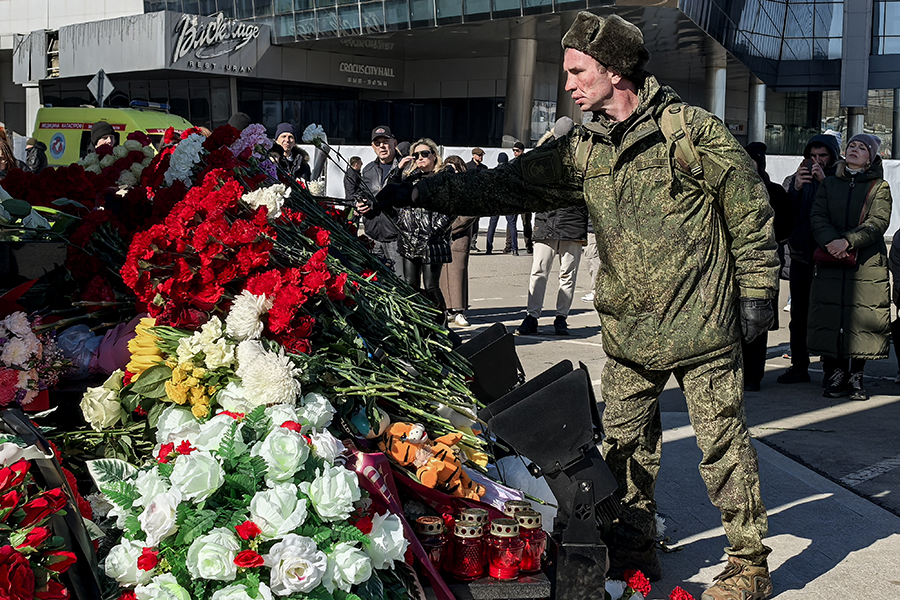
[[375, 182, 415, 212], [739, 297, 774, 343]]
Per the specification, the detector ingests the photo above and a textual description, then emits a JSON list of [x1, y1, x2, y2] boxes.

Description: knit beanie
[[561, 12, 650, 82], [847, 134, 881, 164], [275, 122, 295, 140], [90, 121, 115, 145]]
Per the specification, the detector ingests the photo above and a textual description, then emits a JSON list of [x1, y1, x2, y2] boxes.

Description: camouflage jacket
[[415, 76, 778, 369]]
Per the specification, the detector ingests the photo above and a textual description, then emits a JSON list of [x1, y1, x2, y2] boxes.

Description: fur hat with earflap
[[561, 11, 650, 83]]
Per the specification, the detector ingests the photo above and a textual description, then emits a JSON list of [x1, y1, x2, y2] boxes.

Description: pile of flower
[[0, 457, 78, 600], [0, 312, 69, 407], [78, 131, 156, 188], [90, 402, 410, 600]]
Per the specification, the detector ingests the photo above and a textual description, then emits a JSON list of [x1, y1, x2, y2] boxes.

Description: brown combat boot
[[701, 557, 773, 600]]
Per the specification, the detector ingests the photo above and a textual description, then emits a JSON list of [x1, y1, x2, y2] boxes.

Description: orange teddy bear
[[379, 422, 485, 500]]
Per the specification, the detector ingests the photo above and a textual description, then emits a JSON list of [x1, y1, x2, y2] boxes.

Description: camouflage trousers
[[601, 345, 771, 565]]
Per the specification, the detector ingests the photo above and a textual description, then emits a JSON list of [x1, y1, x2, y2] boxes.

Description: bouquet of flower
[[79, 132, 156, 188], [605, 569, 697, 600], [0, 312, 69, 408], [0, 456, 78, 600], [90, 402, 410, 600]]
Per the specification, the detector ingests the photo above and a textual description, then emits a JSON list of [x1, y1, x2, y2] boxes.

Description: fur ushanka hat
[[561, 12, 650, 82]]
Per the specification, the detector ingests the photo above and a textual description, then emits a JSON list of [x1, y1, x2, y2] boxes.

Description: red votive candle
[[415, 516, 447, 569], [515, 510, 546, 574], [502, 499, 532, 518], [487, 518, 524, 580], [451, 522, 484, 581]]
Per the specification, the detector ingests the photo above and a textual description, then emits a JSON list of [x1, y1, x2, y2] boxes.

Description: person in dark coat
[[24, 138, 49, 173], [269, 122, 311, 182], [360, 125, 403, 275], [438, 155, 478, 327], [742, 142, 792, 391], [343, 156, 363, 199], [89, 121, 116, 153], [888, 228, 900, 382], [485, 153, 519, 255], [777, 133, 843, 385], [512, 141, 534, 254], [809, 134, 892, 401], [466, 148, 487, 252]]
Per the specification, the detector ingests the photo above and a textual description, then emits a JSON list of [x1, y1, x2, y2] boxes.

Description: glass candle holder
[[515, 510, 546, 574], [487, 518, 524, 580], [503, 499, 532, 518], [459, 507, 489, 527], [451, 522, 484, 581], [415, 516, 446, 568]]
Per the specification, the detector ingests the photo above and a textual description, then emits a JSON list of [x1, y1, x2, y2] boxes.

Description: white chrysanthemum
[[117, 171, 138, 187], [123, 139, 143, 151], [236, 340, 302, 406], [301, 123, 326, 144], [100, 154, 116, 168], [1, 335, 40, 368], [241, 184, 288, 219], [226, 291, 273, 341], [3, 312, 32, 337]]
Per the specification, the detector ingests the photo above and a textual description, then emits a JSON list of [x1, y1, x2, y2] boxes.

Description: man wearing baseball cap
[[359, 125, 403, 275], [369, 11, 778, 599], [511, 141, 532, 253]]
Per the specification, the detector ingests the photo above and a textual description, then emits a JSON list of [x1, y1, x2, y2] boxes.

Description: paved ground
[[454, 242, 900, 599]]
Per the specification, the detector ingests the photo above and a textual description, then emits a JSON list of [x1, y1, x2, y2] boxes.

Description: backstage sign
[[170, 12, 264, 75], [331, 56, 403, 91]]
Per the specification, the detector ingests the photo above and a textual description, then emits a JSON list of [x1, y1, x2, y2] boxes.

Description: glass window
[[436, 0, 462, 19], [275, 13, 296, 36], [253, 0, 273, 13], [463, 0, 490, 17], [360, 3, 385, 34], [216, 0, 235, 17], [316, 8, 339, 36], [492, 0, 520, 17], [274, 0, 293, 13], [522, 0, 551, 15], [199, 0, 216, 14], [316, 0, 335, 8], [881, 36, 900, 54], [813, 3, 841, 38], [183, 0, 199, 13], [385, 0, 410, 29], [294, 0, 313, 9], [338, 5, 361, 35], [782, 37, 812, 61], [410, 0, 435, 25], [883, 1, 900, 35], [295, 11, 317, 38], [784, 4, 813, 38]]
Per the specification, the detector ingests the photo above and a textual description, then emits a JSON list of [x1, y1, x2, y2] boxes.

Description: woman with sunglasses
[[389, 138, 453, 321]]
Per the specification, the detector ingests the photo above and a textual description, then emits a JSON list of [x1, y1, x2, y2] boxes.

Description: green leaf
[[158, 462, 174, 479], [2, 198, 31, 218], [356, 572, 385, 600], [52, 198, 87, 210], [129, 364, 173, 398], [87, 458, 137, 491], [217, 421, 240, 461], [174, 508, 216, 546], [147, 401, 167, 429]]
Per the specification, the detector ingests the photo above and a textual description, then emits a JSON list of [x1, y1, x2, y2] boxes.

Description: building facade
[[3, 0, 900, 154]]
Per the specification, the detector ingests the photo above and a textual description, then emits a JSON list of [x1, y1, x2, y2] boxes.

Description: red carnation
[[669, 587, 695, 600], [624, 569, 652, 596], [19, 488, 67, 528], [15, 526, 51, 550], [301, 270, 330, 295], [280, 421, 303, 433], [220, 411, 245, 420], [0, 460, 29, 492], [34, 579, 69, 600], [352, 515, 373, 534], [137, 547, 158, 571], [117, 592, 137, 600], [43, 550, 77, 574], [0, 546, 35, 600], [234, 521, 262, 540], [176, 440, 196, 455], [157, 442, 175, 464], [233, 549, 265, 569], [361, 269, 378, 282]]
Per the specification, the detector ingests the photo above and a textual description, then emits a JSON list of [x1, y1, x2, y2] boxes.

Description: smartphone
[[801, 157, 814, 170]]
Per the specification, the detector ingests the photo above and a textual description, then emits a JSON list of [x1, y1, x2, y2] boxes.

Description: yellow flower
[[165, 380, 189, 405], [185, 376, 200, 388], [126, 318, 164, 380], [189, 386, 209, 406], [192, 367, 207, 379], [191, 403, 210, 419], [171, 364, 188, 385]]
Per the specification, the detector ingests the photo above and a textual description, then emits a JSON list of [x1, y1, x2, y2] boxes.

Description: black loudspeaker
[[456, 322, 524, 403]]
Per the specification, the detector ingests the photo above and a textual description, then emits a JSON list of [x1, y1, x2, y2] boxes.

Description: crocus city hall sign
[[172, 12, 260, 63]]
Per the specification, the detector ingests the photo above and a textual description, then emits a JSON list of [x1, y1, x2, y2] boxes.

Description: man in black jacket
[[24, 138, 48, 173], [360, 126, 403, 275], [466, 148, 488, 252], [777, 133, 842, 384]]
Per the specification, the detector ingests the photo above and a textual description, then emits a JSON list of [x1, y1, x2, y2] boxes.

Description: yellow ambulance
[[32, 102, 194, 166]]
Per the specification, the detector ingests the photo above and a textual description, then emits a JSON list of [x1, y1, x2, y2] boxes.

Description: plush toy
[[379, 422, 485, 500]]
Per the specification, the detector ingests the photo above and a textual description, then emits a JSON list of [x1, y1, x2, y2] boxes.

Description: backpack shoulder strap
[[658, 103, 704, 180]]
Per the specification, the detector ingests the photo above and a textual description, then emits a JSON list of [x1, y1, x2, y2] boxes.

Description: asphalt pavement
[[453, 241, 900, 599]]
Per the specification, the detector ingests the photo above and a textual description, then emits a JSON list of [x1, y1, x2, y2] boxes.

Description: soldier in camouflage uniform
[[367, 11, 778, 600]]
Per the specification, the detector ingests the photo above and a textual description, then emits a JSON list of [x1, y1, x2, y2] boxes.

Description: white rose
[[80, 378, 124, 431], [82, 152, 100, 166], [135, 573, 191, 600], [264, 534, 327, 595], [328, 542, 372, 592], [309, 429, 344, 464], [216, 382, 256, 414], [124, 139, 143, 151], [298, 393, 335, 429], [201, 338, 235, 370], [211, 583, 274, 600], [117, 171, 138, 187], [142, 156, 153, 168], [105, 538, 153, 586], [366, 512, 409, 569], [249, 483, 308, 539], [85, 163, 102, 174], [100, 154, 116, 168], [143, 146, 156, 158], [156, 405, 201, 445], [176, 335, 200, 364], [186, 528, 240, 581], [195, 413, 246, 454], [130, 162, 145, 178], [264, 404, 300, 432], [139, 488, 181, 547], [134, 468, 170, 508], [251, 427, 309, 483], [169, 451, 224, 502], [113, 144, 129, 158], [300, 465, 360, 522]]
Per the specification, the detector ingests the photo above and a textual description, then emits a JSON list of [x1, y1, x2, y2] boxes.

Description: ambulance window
[[148, 135, 163, 150], [80, 132, 92, 158]]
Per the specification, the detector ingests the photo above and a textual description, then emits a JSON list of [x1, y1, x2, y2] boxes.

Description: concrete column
[[705, 39, 727, 120], [24, 85, 40, 139], [893, 89, 900, 158], [502, 17, 537, 146], [747, 76, 766, 144], [555, 11, 580, 123], [847, 106, 865, 138], [230, 77, 239, 116]]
